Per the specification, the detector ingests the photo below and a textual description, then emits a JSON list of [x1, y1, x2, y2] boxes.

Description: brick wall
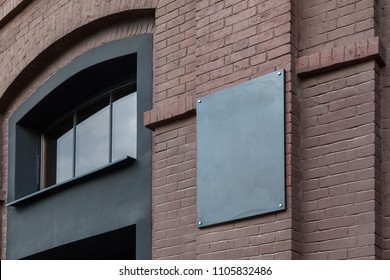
[[196, 0, 293, 96], [1, 0, 389, 260], [380, 0, 390, 259], [297, 0, 387, 259], [299, 0, 378, 55], [301, 61, 379, 259], [193, 0, 299, 260], [0, 0, 156, 260], [152, 117, 197, 259], [154, 0, 196, 106], [149, 0, 302, 259], [151, 0, 197, 259]]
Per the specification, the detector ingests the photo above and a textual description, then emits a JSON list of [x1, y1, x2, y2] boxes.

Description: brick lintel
[[144, 95, 196, 130], [297, 37, 386, 77]]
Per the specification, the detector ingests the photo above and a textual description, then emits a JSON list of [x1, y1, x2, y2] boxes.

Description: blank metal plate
[[196, 70, 286, 227]]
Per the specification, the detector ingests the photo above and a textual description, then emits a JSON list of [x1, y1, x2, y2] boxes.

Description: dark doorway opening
[[22, 225, 136, 260]]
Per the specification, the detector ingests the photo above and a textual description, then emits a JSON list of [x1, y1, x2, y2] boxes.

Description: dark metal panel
[[197, 70, 286, 227]]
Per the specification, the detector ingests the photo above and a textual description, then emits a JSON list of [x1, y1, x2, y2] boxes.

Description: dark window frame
[[7, 34, 152, 207], [40, 82, 137, 188], [6, 34, 152, 260]]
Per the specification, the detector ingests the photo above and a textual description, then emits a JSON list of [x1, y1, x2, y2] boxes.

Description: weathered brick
[[1, 0, 388, 262]]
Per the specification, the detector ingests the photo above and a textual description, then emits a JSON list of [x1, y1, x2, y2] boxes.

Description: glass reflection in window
[[41, 85, 136, 188], [56, 129, 74, 183], [76, 98, 110, 176], [112, 91, 137, 160], [42, 117, 74, 187]]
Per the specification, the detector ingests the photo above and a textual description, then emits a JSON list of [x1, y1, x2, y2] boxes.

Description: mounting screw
[[278, 71, 282, 76], [198, 221, 202, 225], [278, 203, 283, 208], [197, 99, 201, 103]]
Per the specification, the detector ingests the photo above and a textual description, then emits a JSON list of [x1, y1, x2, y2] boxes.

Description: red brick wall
[[193, 0, 299, 260], [151, 0, 197, 259], [152, 117, 197, 259], [149, 0, 301, 259], [196, 0, 293, 96], [299, 0, 378, 55], [154, 0, 196, 106], [1, 0, 389, 260], [301, 61, 379, 259], [380, 0, 390, 259], [298, 0, 387, 259]]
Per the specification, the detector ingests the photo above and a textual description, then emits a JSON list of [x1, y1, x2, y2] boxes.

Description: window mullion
[[39, 135, 45, 189], [109, 93, 113, 163], [72, 112, 77, 178]]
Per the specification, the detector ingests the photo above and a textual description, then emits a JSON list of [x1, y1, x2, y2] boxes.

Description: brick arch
[[0, 2, 156, 111]]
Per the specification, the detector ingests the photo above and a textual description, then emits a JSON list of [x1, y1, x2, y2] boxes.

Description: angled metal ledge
[[6, 156, 135, 207]]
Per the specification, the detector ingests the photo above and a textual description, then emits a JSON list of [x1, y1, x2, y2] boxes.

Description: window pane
[[43, 117, 74, 187], [76, 98, 110, 176], [112, 91, 137, 160], [56, 129, 74, 183]]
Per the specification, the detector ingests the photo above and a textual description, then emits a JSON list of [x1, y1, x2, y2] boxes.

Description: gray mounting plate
[[196, 70, 286, 227]]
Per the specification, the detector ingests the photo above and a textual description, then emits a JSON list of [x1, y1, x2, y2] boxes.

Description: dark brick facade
[[0, 0, 389, 259]]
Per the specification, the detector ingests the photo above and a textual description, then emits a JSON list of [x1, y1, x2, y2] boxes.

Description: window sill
[[6, 156, 135, 207]]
